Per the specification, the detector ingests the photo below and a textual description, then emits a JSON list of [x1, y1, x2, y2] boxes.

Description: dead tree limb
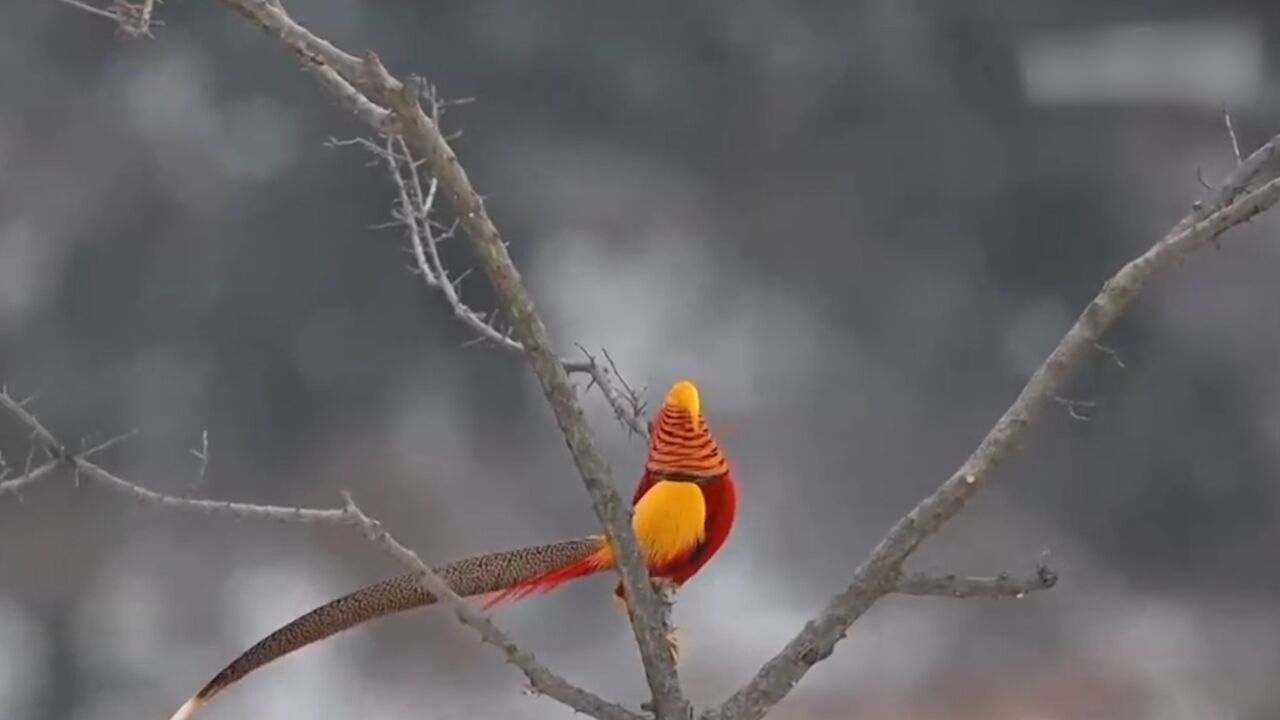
[[702, 140, 1280, 720], [29, 3, 1280, 720], [214, 2, 686, 715], [342, 493, 645, 720]]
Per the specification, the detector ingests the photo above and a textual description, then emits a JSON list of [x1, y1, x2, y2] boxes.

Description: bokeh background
[[4, 2, 1280, 719]]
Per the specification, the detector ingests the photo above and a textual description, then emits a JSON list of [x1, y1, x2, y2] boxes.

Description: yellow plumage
[[632, 480, 707, 566], [595, 479, 706, 569], [665, 380, 701, 417]]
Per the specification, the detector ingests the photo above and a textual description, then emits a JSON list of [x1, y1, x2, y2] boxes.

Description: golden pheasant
[[168, 380, 737, 720]]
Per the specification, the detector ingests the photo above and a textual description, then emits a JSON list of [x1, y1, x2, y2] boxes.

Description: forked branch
[[188, 3, 1280, 718], [0, 389, 357, 525], [329, 133, 650, 439], [30, 3, 1280, 720], [0, 393, 630, 720], [342, 493, 644, 720], [214, 3, 686, 714], [702, 137, 1280, 720], [51, 0, 161, 36], [895, 563, 1058, 600]]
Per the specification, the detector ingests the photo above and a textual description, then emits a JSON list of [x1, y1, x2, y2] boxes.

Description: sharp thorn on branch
[[1053, 396, 1096, 422], [1094, 342, 1127, 369], [1223, 100, 1243, 165], [1196, 166, 1214, 191]]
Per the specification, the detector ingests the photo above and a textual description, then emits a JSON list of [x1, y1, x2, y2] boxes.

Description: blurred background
[[3, 1, 1280, 719]]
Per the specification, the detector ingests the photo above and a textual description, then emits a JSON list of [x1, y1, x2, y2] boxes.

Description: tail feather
[[481, 551, 610, 608], [170, 536, 602, 719], [168, 697, 202, 720]]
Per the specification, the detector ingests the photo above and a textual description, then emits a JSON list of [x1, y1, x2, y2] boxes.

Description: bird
[[167, 379, 737, 720]]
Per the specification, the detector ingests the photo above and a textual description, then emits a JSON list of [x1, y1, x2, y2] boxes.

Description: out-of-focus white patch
[[222, 562, 349, 649], [389, 372, 482, 492], [73, 541, 357, 719], [73, 562, 171, 672], [1062, 581, 1280, 719], [1020, 19, 1263, 108], [680, 552, 960, 699], [532, 227, 833, 421], [130, 345, 210, 452], [0, 596, 45, 720], [106, 38, 230, 211], [210, 561, 365, 718], [221, 96, 298, 182], [72, 537, 225, 719], [119, 43, 219, 144], [1003, 295, 1072, 378], [0, 219, 56, 331]]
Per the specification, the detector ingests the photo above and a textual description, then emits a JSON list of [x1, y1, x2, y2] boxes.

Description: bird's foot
[[651, 577, 680, 602]]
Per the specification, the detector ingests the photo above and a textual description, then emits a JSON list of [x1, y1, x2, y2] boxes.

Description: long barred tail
[[480, 548, 612, 608], [169, 536, 604, 720]]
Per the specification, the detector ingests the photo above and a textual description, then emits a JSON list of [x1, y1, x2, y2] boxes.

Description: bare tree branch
[[51, 5, 1280, 720], [374, 133, 523, 352], [50, 0, 161, 36], [341, 493, 645, 720], [114, 0, 160, 36], [702, 141, 1280, 720], [51, 0, 121, 23], [570, 347, 650, 439], [183, 5, 1280, 719], [895, 565, 1058, 600], [359, 67, 691, 720], [1, 389, 636, 720], [0, 390, 358, 525], [0, 388, 62, 453], [313, 66, 392, 129], [1188, 130, 1280, 217], [211, 5, 684, 712], [0, 426, 139, 499], [330, 132, 651, 439], [0, 458, 61, 498]]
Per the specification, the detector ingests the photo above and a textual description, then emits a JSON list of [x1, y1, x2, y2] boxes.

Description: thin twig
[[1179, 130, 1280, 225], [341, 493, 644, 720], [0, 391, 356, 525], [0, 389, 63, 454], [895, 566, 1058, 600], [190, 430, 210, 491], [569, 346, 650, 439], [1093, 342, 1126, 369], [75, 458, 357, 523], [51, 0, 121, 23], [52, 0, 163, 36], [113, 0, 161, 36], [1052, 396, 1096, 422], [0, 427, 138, 499], [1223, 101, 1243, 165], [377, 134, 522, 351], [85, 427, 141, 457], [0, 459, 61, 498], [344, 134, 652, 437]]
